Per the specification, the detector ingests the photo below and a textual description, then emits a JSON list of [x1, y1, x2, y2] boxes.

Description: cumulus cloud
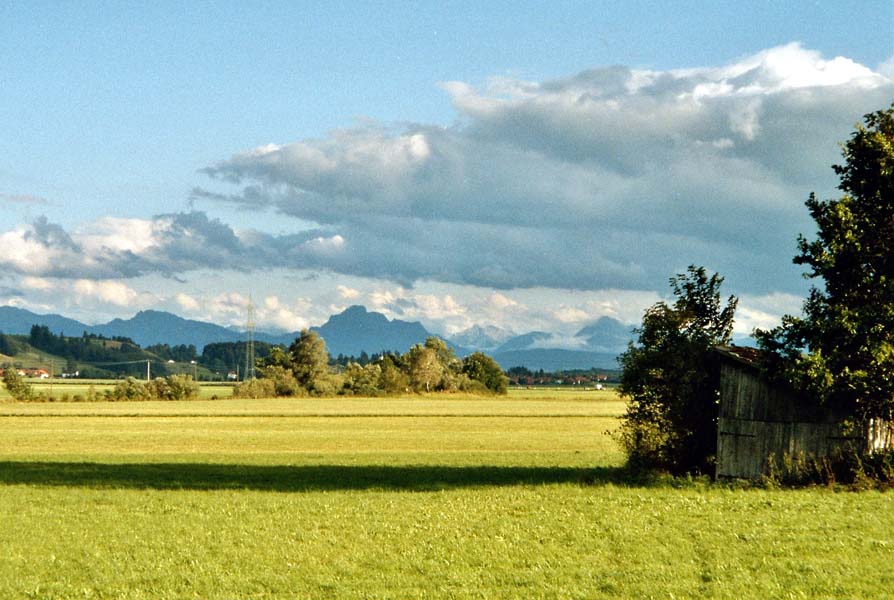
[[337, 285, 360, 299], [1, 43, 888, 319], [0, 212, 345, 280], [195, 43, 892, 296], [175, 293, 201, 312], [15, 276, 154, 312]]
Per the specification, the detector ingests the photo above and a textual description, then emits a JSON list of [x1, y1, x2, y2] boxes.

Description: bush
[[618, 266, 737, 475], [309, 373, 343, 397], [379, 358, 409, 395], [341, 363, 383, 396], [105, 377, 153, 401], [106, 375, 199, 402], [761, 447, 894, 489], [2, 368, 33, 401], [151, 374, 199, 401], [233, 378, 276, 399], [462, 352, 509, 395], [258, 365, 303, 397]]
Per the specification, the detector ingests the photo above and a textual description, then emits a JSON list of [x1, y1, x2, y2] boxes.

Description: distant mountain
[[94, 310, 246, 349], [495, 331, 553, 353], [0, 304, 633, 370], [0, 306, 254, 350], [449, 324, 514, 352], [575, 317, 634, 353], [0, 306, 92, 337], [486, 317, 632, 371], [312, 305, 431, 357], [493, 349, 620, 371]]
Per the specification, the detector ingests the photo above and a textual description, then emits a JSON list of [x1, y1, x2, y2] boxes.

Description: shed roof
[[713, 345, 764, 369]]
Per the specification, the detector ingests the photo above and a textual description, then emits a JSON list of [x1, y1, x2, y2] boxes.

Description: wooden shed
[[714, 346, 859, 479]]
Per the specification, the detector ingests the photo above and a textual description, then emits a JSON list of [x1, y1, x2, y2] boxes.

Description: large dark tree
[[289, 329, 330, 392], [619, 266, 737, 474], [462, 352, 509, 395], [758, 107, 894, 442]]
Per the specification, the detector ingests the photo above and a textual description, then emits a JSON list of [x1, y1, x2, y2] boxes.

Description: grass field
[[0, 390, 891, 598]]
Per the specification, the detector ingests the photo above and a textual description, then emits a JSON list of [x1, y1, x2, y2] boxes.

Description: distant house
[[715, 346, 893, 479], [21, 368, 50, 379]]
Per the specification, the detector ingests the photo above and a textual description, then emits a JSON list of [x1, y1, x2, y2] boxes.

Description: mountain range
[[0, 304, 633, 370]]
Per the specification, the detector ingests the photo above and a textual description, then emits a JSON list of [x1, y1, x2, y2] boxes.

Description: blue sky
[[1, 1, 892, 341]]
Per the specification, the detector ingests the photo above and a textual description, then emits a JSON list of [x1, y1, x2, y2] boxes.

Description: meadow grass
[[0, 391, 891, 598]]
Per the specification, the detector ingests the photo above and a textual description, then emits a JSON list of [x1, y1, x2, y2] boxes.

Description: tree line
[[235, 331, 508, 398]]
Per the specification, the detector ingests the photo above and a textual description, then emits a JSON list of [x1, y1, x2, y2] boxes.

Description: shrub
[[379, 358, 409, 395], [2, 368, 34, 401], [258, 365, 303, 397], [341, 362, 383, 396], [105, 375, 199, 402], [462, 352, 509, 395], [233, 378, 276, 399], [618, 266, 737, 475], [761, 447, 894, 489], [151, 374, 200, 401], [105, 378, 154, 401]]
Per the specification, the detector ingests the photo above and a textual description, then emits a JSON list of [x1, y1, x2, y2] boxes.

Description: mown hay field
[[0, 390, 891, 599]]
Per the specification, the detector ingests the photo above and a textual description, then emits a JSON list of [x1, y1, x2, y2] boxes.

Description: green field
[[0, 390, 891, 598]]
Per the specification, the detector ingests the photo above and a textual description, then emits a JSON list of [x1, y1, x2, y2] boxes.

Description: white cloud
[[337, 285, 360, 299], [71, 279, 142, 306], [0, 44, 886, 343], [488, 292, 518, 310], [734, 291, 807, 334], [198, 44, 893, 296], [175, 293, 200, 312], [20, 277, 54, 291], [878, 57, 894, 79], [551, 306, 591, 324], [14, 276, 154, 313]]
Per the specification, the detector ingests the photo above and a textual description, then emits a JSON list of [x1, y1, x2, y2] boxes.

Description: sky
[[1, 1, 893, 341]]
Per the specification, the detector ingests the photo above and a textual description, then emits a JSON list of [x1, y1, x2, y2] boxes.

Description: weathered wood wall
[[716, 358, 856, 479]]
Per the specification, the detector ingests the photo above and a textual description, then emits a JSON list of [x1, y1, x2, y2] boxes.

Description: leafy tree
[[618, 266, 737, 474], [405, 344, 443, 393], [0, 333, 21, 356], [289, 329, 330, 394], [251, 364, 300, 397], [462, 352, 509, 394], [423, 337, 463, 390], [258, 346, 292, 370], [200, 341, 275, 373], [341, 362, 383, 396], [757, 106, 894, 438], [2, 367, 33, 401], [379, 355, 409, 394]]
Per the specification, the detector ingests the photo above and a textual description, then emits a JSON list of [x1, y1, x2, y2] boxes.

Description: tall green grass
[[0, 392, 891, 599]]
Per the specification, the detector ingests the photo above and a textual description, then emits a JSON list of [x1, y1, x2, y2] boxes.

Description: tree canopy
[[758, 106, 894, 435], [245, 333, 507, 398], [618, 266, 737, 474]]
